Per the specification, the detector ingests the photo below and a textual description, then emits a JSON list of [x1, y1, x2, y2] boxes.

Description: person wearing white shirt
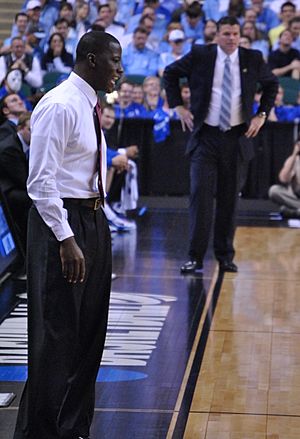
[[164, 16, 278, 275], [13, 31, 123, 439]]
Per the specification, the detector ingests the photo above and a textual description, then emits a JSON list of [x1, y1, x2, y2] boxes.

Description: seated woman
[[41, 32, 74, 74]]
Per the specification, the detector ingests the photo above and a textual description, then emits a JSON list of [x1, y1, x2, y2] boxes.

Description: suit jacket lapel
[[206, 45, 218, 101], [238, 47, 248, 98]]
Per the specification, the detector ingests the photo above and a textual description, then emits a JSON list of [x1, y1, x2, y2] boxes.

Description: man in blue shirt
[[114, 80, 147, 118], [122, 26, 159, 76]]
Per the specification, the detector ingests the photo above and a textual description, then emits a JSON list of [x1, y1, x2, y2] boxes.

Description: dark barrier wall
[[105, 119, 297, 199]]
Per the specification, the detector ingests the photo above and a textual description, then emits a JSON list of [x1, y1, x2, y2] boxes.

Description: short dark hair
[[60, 2, 73, 11], [55, 17, 69, 27], [15, 12, 28, 22], [75, 30, 119, 63], [217, 16, 240, 30], [133, 26, 149, 35], [186, 2, 202, 19], [281, 1, 296, 12]]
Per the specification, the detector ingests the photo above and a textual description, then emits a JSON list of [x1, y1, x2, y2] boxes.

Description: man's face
[[132, 85, 144, 104], [94, 42, 123, 93], [56, 22, 69, 39], [119, 83, 133, 105], [217, 24, 240, 54], [251, 0, 263, 14], [27, 7, 41, 22], [98, 6, 111, 26], [133, 31, 148, 50], [101, 108, 115, 130], [290, 21, 300, 38], [11, 39, 25, 58], [4, 94, 26, 118], [16, 15, 28, 33], [181, 86, 191, 104], [60, 6, 73, 23], [281, 5, 295, 23], [280, 30, 293, 46]]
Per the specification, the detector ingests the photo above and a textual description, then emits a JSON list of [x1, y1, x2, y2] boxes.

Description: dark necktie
[[219, 55, 232, 132], [93, 101, 105, 205]]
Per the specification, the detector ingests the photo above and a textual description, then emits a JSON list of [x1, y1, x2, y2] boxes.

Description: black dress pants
[[14, 201, 112, 439], [189, 124, 245, 263]]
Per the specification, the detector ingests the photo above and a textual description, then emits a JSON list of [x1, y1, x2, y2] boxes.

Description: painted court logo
[[0, 292, 177, 382]]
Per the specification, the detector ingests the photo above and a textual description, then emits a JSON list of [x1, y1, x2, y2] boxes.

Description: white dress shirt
[[205, 46, 244, 128], [27, 72, 107, 241]]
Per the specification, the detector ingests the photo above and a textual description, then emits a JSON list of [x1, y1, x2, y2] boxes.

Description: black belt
[[63, 198, 102, 210], [203, 123, 246, 132]]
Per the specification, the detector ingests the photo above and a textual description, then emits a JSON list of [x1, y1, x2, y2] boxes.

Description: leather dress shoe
[[180, 260, 203, 274], [219, 261, 238, 273]]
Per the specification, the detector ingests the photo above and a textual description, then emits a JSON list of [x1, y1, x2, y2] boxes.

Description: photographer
[[269, 141, 300, 218]]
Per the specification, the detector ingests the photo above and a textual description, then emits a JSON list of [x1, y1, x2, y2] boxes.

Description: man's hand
[[112, 154, 129, 173], [244, 115, 266, 138], [60, 236, 85, 284], [175, 105, 194, 132], [125, 145, 139, 159]]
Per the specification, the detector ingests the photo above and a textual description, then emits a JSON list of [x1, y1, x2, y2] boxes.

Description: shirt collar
[[217, 45, 239, 63], [68, 71, 98, 108]]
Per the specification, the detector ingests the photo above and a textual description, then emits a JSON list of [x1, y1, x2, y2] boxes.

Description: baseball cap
[[26, 0, 41, 10], [169, 29, 185, 42]]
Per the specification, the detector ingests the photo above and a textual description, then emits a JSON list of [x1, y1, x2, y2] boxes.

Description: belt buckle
[[93, 198, 101, 210]]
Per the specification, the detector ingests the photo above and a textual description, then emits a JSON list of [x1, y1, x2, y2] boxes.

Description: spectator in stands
[[132, 83, 145, 104], [25, 0, 47, 53], [269, 140, 300, 218], [202, 0, 234, 21], [0, 37, 43, 89], [114, 80, 147, 118], [59, 1, 75, 28], [74, 1, 91, 41], [126, 3, 167, 42], [181, 1, 205, 43], [158, 21, 185, 52], [239, 34, 252, 48], [119, 14, 155, 49], [243, 8, 258, 24], [53, 17, 78, 59], [102, 104, 138, 229], [273, 16, 300, 51], [39, 0, 59, 42], [143, 75, 164, 111], [241, 20, 269, 59], [0, 93, 27, 133], [158, 29, 186, 77], [268, 1, 296, 47], [122, 26, 159, 76], [2, 13, 30, 54], [41, 32, 74, 74], [0, 68, 32, 110], [103, 2, 125, 40], [180, 83, 191, 110], [195, 19, 218, 45], [0, 111, 31, 254], [268, 29, 300, 78], [251, 0, 280, 35]]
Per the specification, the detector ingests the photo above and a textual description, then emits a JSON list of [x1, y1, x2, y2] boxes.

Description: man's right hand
[[175, 105, 194, 132], [60, 236, 85, 284], [112, 154, 129, 173]]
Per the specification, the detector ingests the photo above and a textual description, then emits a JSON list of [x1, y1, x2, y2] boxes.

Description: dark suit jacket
[[0, 129, 29, 191], [163, 44, 279, 157]]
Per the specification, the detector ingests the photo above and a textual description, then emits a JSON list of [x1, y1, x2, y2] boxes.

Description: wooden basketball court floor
[[0, 200, 299, 438]]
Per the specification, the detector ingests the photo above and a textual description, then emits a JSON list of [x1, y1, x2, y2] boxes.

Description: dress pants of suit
[[14, 201, 112, 439], [189, 123, 245, 264]]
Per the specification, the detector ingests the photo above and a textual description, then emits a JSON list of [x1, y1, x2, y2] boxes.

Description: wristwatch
[[257, 111, 267, 119]]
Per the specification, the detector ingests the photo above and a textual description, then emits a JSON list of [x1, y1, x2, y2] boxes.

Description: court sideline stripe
[[166, 267, 222, 438]]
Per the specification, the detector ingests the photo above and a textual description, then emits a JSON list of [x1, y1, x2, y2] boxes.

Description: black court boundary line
[[171, 271, 225, 439]]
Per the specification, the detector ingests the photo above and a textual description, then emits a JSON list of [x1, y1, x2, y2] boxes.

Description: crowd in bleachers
[[1, 0, 300, 243], [0, 0, 300, 123]]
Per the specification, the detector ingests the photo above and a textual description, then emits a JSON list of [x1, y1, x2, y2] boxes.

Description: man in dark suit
[[0, 95, 30, 255], [164, 16, 278, 274]]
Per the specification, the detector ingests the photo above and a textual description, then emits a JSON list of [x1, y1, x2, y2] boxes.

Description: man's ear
[[87, 53, 96, 66]]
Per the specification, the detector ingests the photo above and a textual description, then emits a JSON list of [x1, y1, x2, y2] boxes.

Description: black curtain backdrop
[[105, 119, 297, 199]]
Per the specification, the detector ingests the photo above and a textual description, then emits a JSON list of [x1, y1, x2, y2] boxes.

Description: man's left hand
[[245, 116, 266, 138]]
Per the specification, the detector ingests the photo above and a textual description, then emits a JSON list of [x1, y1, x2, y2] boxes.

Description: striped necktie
[[219, 55, 232, 132], [94, 101, 105, 205]]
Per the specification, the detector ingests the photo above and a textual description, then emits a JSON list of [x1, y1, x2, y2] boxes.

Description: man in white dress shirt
[[14, 31, 123, 439]]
